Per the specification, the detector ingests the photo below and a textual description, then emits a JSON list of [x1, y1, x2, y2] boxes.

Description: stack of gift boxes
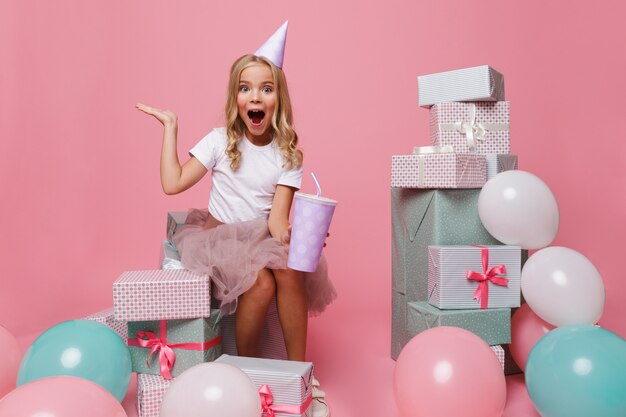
[[391, 65, 523, 374], [84, 212, 314, 417]]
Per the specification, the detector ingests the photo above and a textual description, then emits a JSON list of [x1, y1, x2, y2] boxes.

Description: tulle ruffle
[[172, 209, 337, 317]]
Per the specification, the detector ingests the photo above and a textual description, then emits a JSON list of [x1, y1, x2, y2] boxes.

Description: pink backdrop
[[1, 1, 624, 416]]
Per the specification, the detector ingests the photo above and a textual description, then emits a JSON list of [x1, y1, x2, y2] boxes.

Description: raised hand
[[136, 103, 177, 128]]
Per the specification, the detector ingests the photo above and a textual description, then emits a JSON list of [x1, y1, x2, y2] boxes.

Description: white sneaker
[[311, 377, 330, 417]]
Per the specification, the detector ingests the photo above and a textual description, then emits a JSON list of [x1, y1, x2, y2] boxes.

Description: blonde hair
[[224, 54, 303, 171]]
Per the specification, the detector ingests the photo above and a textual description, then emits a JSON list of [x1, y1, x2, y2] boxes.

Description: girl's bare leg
[[273, 268, 307, 361], [235, 268, 276, 357]]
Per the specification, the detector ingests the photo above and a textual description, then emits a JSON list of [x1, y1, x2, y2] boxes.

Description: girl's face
[[237, 62, 276, 145]]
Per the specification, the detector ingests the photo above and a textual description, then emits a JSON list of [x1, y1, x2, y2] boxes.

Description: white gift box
[[215, 354, 313, 417], [428, 245, 521, 309], [160, 239, 183, 270], [418, 65, 505, 107]]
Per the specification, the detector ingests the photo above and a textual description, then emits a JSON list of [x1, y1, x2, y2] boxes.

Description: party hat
[[255, 21, 288, 68]]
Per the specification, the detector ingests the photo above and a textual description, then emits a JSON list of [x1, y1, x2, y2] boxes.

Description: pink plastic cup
[[288, 192, 337, 272]]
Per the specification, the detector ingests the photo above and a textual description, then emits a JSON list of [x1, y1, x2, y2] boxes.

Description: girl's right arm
[[136, 103, 208, 195]]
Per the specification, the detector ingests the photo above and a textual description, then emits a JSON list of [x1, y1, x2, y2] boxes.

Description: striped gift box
[[428, 245, 521, 310], [137, 373, 171, 417], [166, 211, 188, 241], [113, 269, 211, 321], [84, 308, 127, 343], [429, 102, 510, 154], [221, 297, 288, 360], [418, 65, 505, 107], [486, 154, 518, 180], [391, 153, 486, 189], [215, 354, 313, 417]]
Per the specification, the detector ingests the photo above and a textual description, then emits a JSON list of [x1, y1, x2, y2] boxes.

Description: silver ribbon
[[437, 103, 509, 151]]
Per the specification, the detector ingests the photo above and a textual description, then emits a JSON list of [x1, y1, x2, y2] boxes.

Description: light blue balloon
[[17, 319, 132, 402], [525, 325, 626, 417]]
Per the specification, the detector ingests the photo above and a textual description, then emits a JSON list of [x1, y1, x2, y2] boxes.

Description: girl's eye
[[262, 86, 273, 94], [239, 85, 249, 92]]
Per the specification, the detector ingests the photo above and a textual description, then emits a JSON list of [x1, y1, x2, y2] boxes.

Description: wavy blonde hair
[[224, 54, 303, 171]]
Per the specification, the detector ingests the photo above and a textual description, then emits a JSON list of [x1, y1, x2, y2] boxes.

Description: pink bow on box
[[466, 245, 508, 309], [259, 384, 313, 417], [128, 320, 222, 380]]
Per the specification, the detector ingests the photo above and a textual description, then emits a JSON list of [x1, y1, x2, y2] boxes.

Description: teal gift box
[[391, 188, 502, 301], [127, 310, 222, 379], [407, 301, 510, 346], [166, 211, 188, 241]]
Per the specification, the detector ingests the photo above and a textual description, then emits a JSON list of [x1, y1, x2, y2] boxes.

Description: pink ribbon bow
[[127, 320, 222, 380], [259, 384, 313, 416], [466, 245, 508, 309]]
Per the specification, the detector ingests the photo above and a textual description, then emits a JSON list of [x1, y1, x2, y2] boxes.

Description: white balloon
[[521, 246, 605, 327], [478, 170, 559, 250], [160, 362, 260, 417]]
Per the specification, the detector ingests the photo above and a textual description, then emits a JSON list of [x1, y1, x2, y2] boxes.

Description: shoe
[[311, 377, 330, 417]]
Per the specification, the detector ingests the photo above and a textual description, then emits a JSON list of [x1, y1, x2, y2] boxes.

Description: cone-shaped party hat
[[254, 21, 288, 68]]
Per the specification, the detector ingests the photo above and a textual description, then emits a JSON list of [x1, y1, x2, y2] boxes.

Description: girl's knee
[[249, 269, 276, 300]]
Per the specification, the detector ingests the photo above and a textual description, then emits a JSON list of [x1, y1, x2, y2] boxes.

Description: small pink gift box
[[391, 152, 486, 189], [113, 269, 211, 321], [430, 102, 510, 154], [136, 373, 171, 417]]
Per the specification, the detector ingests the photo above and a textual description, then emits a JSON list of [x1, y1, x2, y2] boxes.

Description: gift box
[[215, 354, 313, 417], [222, 297, 288, 360], [160, 240, 183, 270], [137, 373, 171, 417], [429, 102, 510, 154], [84, 308, 127, 343], [391, 290, 409, 360], [113, 269, 211, 321], [391, 153, 486, 189], [417, 65, 505, 107], [127, 310, 222, 379], [407, 301, 511, 345], [166, 211, 188, 241], [491, 345, 505, 370], [503, 344, 523, 375], [427, 245, 522, 309], [486, 154, 518, 180], [391, 188, 502, 301]]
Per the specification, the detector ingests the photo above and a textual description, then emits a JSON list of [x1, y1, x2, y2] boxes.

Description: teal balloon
[[525, 325, 626, 417], [17, 320, 131, 402]]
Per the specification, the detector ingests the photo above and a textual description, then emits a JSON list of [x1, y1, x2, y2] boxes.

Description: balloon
[[478, 170, 559, 250], [160, 362, 260, 417], [526, 325, 626, 417], [0, 325, 22, 399], [394, 326, 506, 417], [17, 320, 131, 402], [521, 247, 604, 326], [509, 303, 555, 371], [0, 375, 127, 417]]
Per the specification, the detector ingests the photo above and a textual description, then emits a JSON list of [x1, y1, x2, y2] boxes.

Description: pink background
[[1, 1, 624, 416]]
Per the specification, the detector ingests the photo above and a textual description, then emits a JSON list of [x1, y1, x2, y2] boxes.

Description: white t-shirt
[[190, 128, 302, 223]]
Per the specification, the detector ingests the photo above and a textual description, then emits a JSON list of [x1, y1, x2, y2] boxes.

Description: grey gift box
[[391, 188, 501, 301], [418, 65, 505, 107], [166, 211, 188, 241], [486, 154, 518, 180], [407, 301, 511, 346], [127, 310, 222, 378]]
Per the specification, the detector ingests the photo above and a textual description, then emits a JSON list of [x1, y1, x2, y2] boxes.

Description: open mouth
[[247, 110, 265, 126]]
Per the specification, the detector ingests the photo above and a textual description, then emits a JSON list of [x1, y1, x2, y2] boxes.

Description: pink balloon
[[509, 304, 555, 371], [394, 327, 506, 417], [0, 325, 21, 399], [0, 375, 127, 417], [160, 362, 260, 417]]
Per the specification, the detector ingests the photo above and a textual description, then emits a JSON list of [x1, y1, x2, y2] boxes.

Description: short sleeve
[[189, 129, 223, 170], [278, 163, 303, 190]]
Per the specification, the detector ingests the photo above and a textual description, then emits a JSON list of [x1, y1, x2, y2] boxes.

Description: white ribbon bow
[[437, 103, 509, 151]]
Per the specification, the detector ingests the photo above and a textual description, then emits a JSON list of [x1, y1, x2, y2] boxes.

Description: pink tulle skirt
[[172, 209, 337, 317]]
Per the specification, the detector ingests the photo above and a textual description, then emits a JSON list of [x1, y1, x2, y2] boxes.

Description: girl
[[137, 23, 335, 415]]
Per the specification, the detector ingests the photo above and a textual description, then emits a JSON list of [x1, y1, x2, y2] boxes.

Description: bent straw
[[311, 172, 322, 197]]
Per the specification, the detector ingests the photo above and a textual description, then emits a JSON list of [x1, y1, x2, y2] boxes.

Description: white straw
[[311, 172, 322, 197]]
